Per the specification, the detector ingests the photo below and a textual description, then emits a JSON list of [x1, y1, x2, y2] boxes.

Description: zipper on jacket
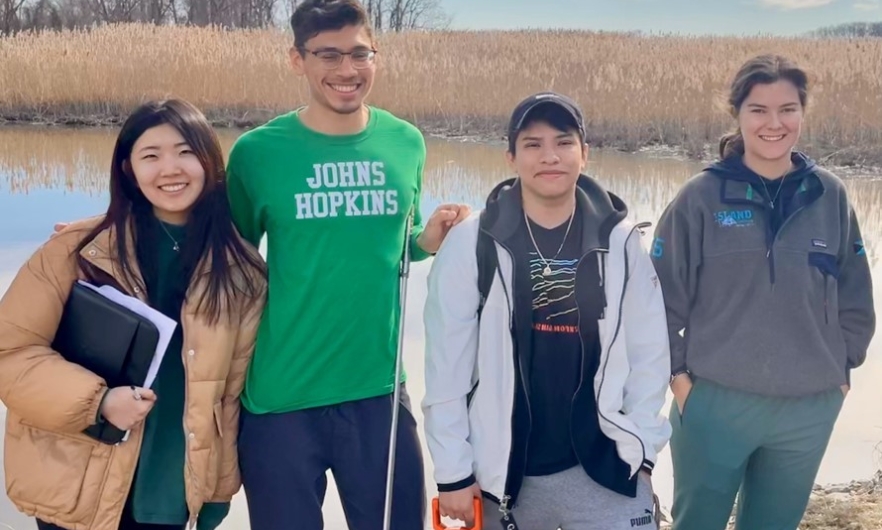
[[824, 275, 829, 324], [480, 227, 527, 514], [766, 246, 777, 284], [499, 495, 512, 517], [765, 199, 812, 285], [570, 247, 607, 471], [593, 223, 649, 475], [825, 294, 829, 324], [478, 490, 517, 527]]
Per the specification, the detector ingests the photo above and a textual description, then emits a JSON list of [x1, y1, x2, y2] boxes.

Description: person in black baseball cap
[[507, 91, 587, 154], [422, 90, 669, 529]]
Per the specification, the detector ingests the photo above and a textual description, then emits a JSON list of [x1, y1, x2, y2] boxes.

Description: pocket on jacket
[[808, 252, 840, 279], [213, 401, 224, 439], [204, 402, 224, 500], [809, 252, 839, 324], [5, 422, 102, 516], [676, 379, 700, 425], [466, 380, 479, 411]]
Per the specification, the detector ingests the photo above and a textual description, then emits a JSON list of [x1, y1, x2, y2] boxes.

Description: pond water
[[1, 126, 881, 529]]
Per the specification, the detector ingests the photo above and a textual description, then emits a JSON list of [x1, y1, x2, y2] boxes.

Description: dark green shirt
[[131, 219, 188, 525], [129, 218, 229, 529]]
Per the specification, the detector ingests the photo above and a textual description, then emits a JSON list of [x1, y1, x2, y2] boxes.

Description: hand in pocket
[[671, 375, 693, 415]]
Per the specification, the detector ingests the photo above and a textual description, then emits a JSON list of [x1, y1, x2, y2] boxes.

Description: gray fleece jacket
[[652, 152, 875, 397]]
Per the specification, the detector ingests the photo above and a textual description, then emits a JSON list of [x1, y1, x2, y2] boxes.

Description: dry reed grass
[[713, 495, 882, 530], [1, 25, 882, 162], [799, 494, 882, 530]]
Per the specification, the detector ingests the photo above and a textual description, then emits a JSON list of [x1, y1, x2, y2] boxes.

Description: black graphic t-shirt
[[518, 206, 585, 476]]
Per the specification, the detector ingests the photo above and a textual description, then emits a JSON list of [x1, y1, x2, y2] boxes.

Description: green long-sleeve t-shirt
[[227, 107, 432, 413]]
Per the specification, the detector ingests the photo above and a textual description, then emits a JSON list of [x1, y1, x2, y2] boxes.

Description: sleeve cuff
[[437, 474, 476, 492], [197, 502, 231, 530], [92, 386, 110, 425], [409, 232, 434, 262]]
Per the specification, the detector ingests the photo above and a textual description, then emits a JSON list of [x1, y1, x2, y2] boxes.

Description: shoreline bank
[[3, 110, 882, 172], [4, 25, 881, 171]]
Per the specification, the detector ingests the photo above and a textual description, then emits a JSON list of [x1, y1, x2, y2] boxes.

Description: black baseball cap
[[507, 92, 586, 152]]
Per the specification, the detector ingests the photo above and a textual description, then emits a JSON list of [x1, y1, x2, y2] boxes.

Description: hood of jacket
[[482, 174, 629, 251], [706, 151, 817, 186]]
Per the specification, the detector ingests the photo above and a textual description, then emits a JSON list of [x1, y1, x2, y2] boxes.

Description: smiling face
[[737, 80, 804, 170], [128, 123, 206, 224], [507, 119, 587, 205], [291, 24, 376, 116]]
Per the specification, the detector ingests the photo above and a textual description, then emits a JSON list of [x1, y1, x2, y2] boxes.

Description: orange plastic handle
[[432, 496, 483, 530]]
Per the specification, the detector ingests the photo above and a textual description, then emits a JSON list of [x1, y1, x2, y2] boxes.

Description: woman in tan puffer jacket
[[0, 99, 267, 530]]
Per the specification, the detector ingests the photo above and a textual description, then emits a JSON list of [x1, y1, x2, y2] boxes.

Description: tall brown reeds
[[1, 25, 880, 162]]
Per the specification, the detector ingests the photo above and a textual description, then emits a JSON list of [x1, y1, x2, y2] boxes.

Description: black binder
[[51, 282, 160, 444]]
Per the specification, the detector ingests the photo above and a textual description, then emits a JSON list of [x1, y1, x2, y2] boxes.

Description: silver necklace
[[759, 165, 792, 209], [524, 206, 575, 277], [159, 222, 180, 252]]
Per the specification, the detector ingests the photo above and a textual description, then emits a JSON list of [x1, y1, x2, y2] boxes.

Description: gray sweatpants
[[482, 465, 657, 530]]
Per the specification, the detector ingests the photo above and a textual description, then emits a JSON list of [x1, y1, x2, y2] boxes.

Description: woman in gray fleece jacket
[[651, 54, 876, 530]]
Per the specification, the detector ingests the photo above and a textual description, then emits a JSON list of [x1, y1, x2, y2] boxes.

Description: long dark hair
[[719, 54, 809, 159], [74, 99, 266, 325]]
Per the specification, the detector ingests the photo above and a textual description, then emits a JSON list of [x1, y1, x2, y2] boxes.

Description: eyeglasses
[[302, 48, 378, 70]]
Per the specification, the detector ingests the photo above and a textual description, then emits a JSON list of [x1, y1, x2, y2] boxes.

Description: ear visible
[[290, 46, 304, 76], [505, 149, 517, 174], [580, 142, 589, 170]]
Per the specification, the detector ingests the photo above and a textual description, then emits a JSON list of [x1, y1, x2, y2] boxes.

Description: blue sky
[[442, 0, 881, 35]]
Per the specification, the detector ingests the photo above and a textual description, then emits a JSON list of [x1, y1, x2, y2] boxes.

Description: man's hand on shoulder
[[51, 222, 71, 239], [416, 203, 471, 255]]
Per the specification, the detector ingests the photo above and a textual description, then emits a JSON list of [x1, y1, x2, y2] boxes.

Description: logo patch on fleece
[[854, 239, 866, 256], [812, 239, 828, 249], [714, 210, 754, 228]]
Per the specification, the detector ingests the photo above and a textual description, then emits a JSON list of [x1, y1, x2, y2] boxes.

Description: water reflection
[[4, 127, 879, 239], [1, 126, 882, 528]]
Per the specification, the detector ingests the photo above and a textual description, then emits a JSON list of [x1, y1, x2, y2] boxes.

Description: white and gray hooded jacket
[[421, 176, 672, 515]]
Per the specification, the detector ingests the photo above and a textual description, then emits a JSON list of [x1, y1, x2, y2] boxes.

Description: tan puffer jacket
[[0, 216, 266, 530]]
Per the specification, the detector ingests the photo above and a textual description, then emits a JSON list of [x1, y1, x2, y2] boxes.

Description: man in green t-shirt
[[227, 0, 469, 528]]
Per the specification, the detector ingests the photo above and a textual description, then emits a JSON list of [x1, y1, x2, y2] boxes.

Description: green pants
[[670, 377, 844, 530]]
